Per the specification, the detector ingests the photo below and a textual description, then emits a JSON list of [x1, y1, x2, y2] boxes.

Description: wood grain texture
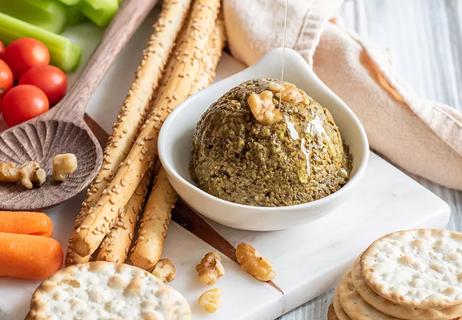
[[0, 0, 158, 210], [280, 0, 462, 319]]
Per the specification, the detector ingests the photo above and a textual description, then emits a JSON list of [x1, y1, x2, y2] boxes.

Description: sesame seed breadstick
[[190, 18, 225, 92], [129, 20, 225, 270], [81, 0, 193, 215], [129, 168, 176, 270], [66, 0, 192, 265], [95, 172, 151, 263], [72, 0, 221, 258], [157, 15, 224, 94]]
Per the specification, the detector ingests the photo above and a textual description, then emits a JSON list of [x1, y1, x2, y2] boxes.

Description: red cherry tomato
[[20, 65, 67, 106], [0, 41, 5, 58], [0, 59, 13, 96], [2, 85, 49, 127], [3, 38, 50, 80]]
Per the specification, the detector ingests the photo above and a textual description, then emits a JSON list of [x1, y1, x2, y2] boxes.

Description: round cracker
[[333, 286, 352, 320], [361, 229, 462, 309], [328, 304, 339, 320], [352, 258, 462, 320], [26, 261, 191, 320], [339, 271, 401, 320]]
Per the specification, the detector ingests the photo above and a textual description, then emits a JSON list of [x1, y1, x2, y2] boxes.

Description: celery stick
[[0, 13, 81, 72], [57, 0, 81, 5], [66, 4, 87, 26], [81, 0, 118, 28], [0, 0, 67, 34]]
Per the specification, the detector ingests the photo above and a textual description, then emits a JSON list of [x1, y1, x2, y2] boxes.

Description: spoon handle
[[45, 0, 158, 121]]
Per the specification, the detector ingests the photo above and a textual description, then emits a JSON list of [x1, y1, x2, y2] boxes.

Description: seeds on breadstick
[[190, 18, 226, 93], [72, 0, 221, 258], [130, 168, 176, 270], [66, 0, 192, 265], [95, 172, 151, 263]]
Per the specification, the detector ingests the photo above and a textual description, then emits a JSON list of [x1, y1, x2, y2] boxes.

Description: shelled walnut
[[19, 161, 46, 189], [236, 243, 275, 282], [196, 252, 224, 285], [152, 258, 176, 283], [52, 153, 78, 182], [198, 288, 221, 313], [247, 90, 282, 125], [0, 162, 19, 182], [0, 161, 46, 189], [268, 81, 308, 104]]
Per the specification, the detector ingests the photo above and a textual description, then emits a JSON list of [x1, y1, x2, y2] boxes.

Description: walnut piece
[[196, 252, 225, 285], [152, 258, 176, 283], [0, 162, 19, 182], [18, 161, 46, 189], [52, 153, 78, 182], [198, 288, 221, 313], [0, 161, 46, 189], [247, 90, 282, 125], [236, 243, 275, 282], [268, 81, 309, 104]]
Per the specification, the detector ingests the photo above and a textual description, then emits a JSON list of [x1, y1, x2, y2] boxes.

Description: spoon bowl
[[0, 120, 101, 209], [0, 0, 158, 210]]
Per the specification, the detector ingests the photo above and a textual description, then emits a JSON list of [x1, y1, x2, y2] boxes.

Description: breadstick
[[95, 172, 151, 263], [129, 168, 176, 270], [129, 20, 225, 271], [72, 0, 221, 258], [66, 0, 192, 265], [191, 18, 226, 92]]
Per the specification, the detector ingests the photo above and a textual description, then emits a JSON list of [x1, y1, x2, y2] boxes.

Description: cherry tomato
[[0, 59, 13, 96], [3, 38, 50, 80], [19, 65, 67, 106], [2, 85, 49, 127], [0, 41, 5, 58]]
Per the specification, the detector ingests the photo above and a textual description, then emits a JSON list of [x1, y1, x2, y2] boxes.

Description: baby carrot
[[0, 232, 62, 280], [0, 211, 52, 236]]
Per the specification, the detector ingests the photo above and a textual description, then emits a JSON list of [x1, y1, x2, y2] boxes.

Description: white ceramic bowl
[[158, 48, 369, 231]]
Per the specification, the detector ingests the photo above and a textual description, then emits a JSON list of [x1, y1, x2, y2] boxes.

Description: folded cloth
[[224, 0, 462, 190]]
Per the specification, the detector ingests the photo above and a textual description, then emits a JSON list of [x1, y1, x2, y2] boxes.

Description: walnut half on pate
[[190, 78, 351, 207]]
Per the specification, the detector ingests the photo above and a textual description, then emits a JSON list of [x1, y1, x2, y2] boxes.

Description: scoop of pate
[[190, 78, 351, 207]]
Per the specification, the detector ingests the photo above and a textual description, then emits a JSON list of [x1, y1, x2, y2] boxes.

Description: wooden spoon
[[0, 0, 159, 210]]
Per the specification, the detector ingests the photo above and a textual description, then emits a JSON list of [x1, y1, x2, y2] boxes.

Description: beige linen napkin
[[224, 0, 462, 190]]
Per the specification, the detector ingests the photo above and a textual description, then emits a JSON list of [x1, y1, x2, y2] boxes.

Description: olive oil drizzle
[[279, 0, 289, 106]]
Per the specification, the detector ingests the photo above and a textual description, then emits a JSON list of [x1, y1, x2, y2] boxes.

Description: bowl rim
[[158, 48, 369, 213]]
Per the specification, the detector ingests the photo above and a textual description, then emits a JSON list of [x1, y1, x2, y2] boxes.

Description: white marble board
[[0, 10, 451, 320]]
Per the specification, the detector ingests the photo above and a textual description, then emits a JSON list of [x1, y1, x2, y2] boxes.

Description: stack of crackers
[[328, 229, 462, 320]]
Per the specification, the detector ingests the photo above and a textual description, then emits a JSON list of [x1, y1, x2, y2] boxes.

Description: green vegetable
[[0, 0, 67, 34], [65, 4, 87, 26], [56, 0, 81, 5], [0, 13, 81, 72], [81, 0, 118, 27]]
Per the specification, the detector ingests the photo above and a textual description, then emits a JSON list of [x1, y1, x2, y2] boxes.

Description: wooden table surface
[[280, 0, 462, 319]]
